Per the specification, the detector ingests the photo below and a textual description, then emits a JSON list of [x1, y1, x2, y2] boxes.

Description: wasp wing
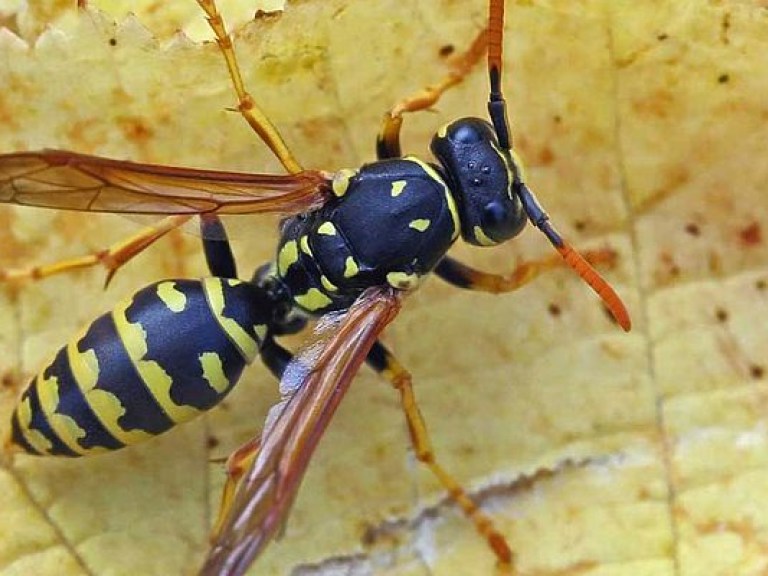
[[0, 150, 331, 215], [200, 287, 402, 576]]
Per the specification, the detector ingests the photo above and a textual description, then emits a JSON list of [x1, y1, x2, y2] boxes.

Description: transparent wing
[[201, 287, 402, 576], [0, 150, 331, 215]]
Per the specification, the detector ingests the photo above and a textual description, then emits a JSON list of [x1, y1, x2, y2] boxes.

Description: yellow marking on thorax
[[277, 240, 299, 277], [386, 271, 420, 290], [254, 324, 268, 342], [66, 338, 154, 446], [299, 235, 313, 257], [112, 296, 200, 424], [472, 225, 498, 246], [343, 256, 360, 278], [332, 168, 357, 197], [318, 221, 337, 236], [404, 157, 460, 240], [409, 219, 431, 232], [320, 275, 338, 292], [156, 281, 187, 313], [294, 288, 333, 312], [203, 277, 259, 362], [390, 180, 407, 197], [199, 352, 230, 394], [510, 148, 527, 183], [15, 396, 53, 454]]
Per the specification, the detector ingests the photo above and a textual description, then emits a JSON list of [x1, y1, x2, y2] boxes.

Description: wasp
[[0, 0, 631, 574]]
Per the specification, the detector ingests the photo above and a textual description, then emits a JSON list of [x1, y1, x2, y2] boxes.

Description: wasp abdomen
[[10, 278, 271, 457]]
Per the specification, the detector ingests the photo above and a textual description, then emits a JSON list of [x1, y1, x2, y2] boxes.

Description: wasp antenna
[[515, 182, 631, 331], [556, 243, 631, 332], [487, 0, 511, 149], [488, 0, 633, 333]]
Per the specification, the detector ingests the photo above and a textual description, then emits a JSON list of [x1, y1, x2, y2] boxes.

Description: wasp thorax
[[431, 118, 527, 246]]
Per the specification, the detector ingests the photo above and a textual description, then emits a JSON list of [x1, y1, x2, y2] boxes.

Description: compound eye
[[481, 199, 525, 242], [450, 122, 483, 144]]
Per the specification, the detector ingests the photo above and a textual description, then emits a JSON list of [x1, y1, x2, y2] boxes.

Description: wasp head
[[431, 117, 527, 246]]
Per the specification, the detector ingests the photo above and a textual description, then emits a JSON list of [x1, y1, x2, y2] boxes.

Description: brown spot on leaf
[[632, 88, 674, 118], [714, 307, 729, 323], [739, 221, 762, 246], [439, 44, 455, 58], [119, 116, 155, 144], [538, 145, 555, 165], [1, 370, 16, 389]]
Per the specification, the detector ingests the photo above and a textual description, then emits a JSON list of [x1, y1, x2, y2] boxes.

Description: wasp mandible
[[0, 1, 631, 574]]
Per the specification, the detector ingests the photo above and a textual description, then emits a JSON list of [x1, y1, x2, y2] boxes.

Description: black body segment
[[273, 157, 460, 314], [11, 278, 273, 456]]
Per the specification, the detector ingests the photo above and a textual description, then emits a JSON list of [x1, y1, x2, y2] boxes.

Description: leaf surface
[[0, 1, 766, 575]]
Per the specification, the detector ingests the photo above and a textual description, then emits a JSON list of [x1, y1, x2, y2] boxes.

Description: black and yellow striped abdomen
[[10, 277, 272, 457]]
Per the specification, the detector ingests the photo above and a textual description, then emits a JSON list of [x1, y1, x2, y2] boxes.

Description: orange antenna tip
[[556, 244, 631, 332]]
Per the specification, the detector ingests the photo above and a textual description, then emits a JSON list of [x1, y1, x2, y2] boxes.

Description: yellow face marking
[[390, 180, 407, 197], [510, 149, 527, 183], [332, 168, 357, 197], [112, 296, 200, 424], [15, 396, 54, 454], [65, 341, 154, 447], [320, 275, 338, 292], [404, 157, 460, 240], [473, 225, 498, 247], [294, 288, 333, 311], [490, 140, 517, 201], [409, 219, 431, 232], [437, 123, 449, 138], [200, 352, 230, 394], [386, 271, 420, 290], [277, 240, 299, 277], [343, 256, 360, 278], [317, 221, 337, 236], [299, 235, 313, 257], [203, 278, 259, 362], [35, 369, 105, 455], [156, 281, 187, 313]]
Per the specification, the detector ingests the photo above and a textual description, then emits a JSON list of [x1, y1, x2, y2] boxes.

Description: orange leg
[[210, 435, 262, 541], [370, 343, 514, 571], [435, 248, 619, 294], [376, 25, 489, 159], [195, 0, 303, 175], [0, 214, 191, 287]]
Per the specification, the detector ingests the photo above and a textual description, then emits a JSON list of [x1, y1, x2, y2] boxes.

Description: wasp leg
[[200, 214, 237, 279], [211, 435, 262, 540], [435, 248, 619, 294], [210, 334, 292, 539], [0, 214, 192, 288], [376, 26, 488, 160], [195, 0, 303, 174], [366, 341, 514, 570]]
